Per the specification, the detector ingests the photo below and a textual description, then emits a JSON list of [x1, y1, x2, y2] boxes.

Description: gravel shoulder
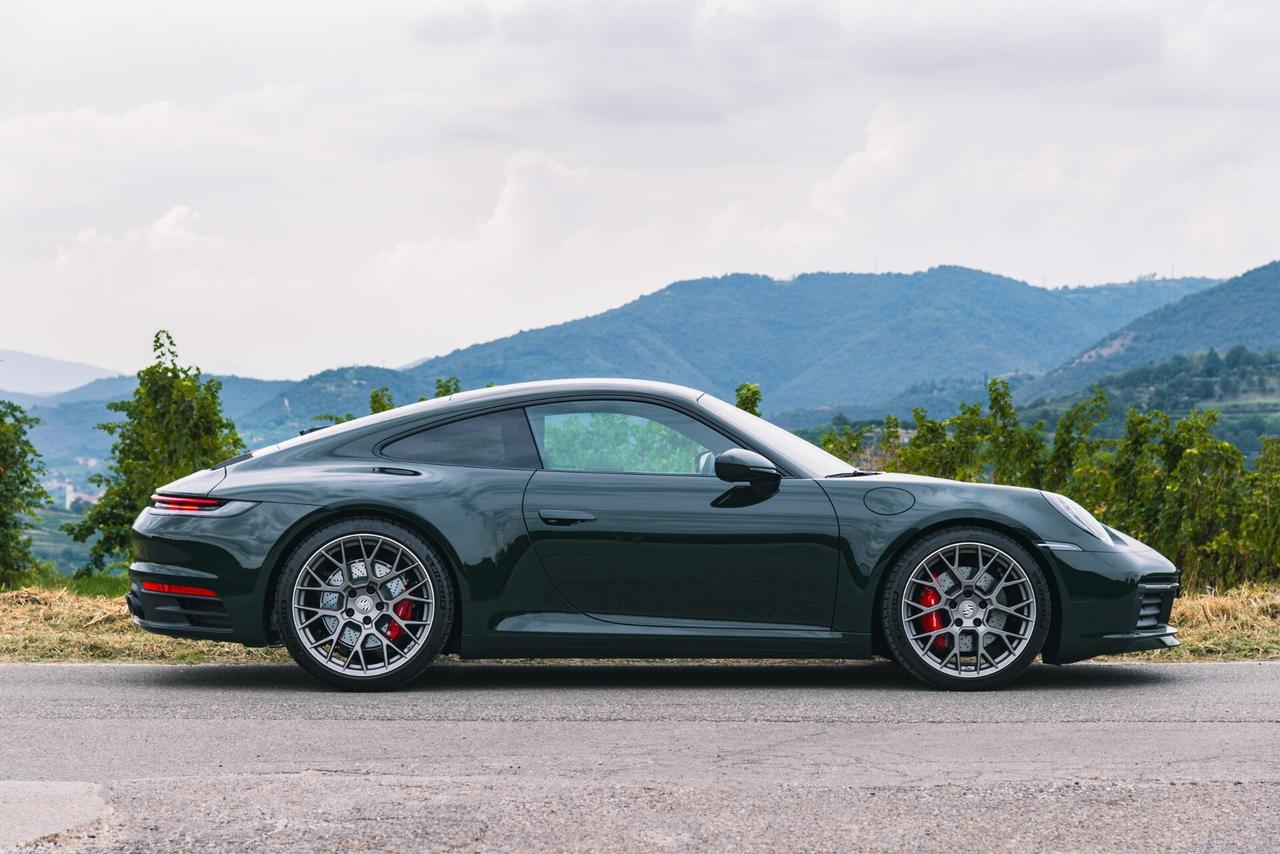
[[2, 660, 1279, 851]]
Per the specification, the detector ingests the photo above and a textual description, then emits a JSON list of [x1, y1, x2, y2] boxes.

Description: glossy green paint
[[524, 471, 840, 628], [128, 379, 1179, 663]]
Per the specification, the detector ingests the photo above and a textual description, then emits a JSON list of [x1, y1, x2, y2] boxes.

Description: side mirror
[[715, 448, 781, 485]]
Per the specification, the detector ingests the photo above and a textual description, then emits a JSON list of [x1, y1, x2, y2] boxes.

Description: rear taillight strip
[[151, 494, 224, 513], [141, 581, 218, 598]]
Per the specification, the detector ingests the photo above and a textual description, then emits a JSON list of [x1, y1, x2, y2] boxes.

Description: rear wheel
[[881, 527, 1050, 690], [276, 517, 454, 691]]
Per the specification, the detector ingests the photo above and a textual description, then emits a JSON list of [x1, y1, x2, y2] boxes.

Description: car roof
[[444, 377, 707, 407], [256, 378, 711, 457]]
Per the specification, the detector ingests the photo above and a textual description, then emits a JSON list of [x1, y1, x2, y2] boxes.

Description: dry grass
[[1118, 584, 1280, 661], [0, 588, 289, 664], [1, 585, 1278, 665]]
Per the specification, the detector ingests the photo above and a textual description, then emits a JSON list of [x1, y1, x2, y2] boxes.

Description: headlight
[[1041, 491, 1111, 542]]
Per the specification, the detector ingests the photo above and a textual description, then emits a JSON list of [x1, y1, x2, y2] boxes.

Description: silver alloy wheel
[[291, 534, 436, 677], [899, 542, 1036, 679]]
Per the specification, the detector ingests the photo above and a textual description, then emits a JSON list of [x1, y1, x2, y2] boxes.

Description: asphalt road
[[1, 660, 1278, 852]]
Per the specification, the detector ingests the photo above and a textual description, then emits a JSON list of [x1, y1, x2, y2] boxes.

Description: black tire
[[880, 526, 1051, 690], [275, 516, 454, 691]]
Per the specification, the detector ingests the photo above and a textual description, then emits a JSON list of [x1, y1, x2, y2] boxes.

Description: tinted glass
[[525, 400, 735, 474], [381, 409, 541, 469]]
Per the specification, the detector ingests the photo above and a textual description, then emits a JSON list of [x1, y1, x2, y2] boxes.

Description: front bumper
[[1040, 543, 1180, 664]]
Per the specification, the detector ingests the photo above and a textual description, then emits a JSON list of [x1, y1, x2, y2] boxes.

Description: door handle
[[538, 509, 597, 525]]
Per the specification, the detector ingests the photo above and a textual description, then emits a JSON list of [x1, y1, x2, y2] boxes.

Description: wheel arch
[[259, 503, 466, 655], [867, 516, 1063, 660]]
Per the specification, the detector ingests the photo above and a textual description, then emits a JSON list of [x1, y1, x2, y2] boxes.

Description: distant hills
[[1023, 347, 1280, 460], [1019, 261, 1280, 402], [397, 267, 1214, 413], [231, 267, 1214, 438], [0, 350, 121, 396]]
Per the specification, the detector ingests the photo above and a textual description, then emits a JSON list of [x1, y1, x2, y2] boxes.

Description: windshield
[[697, 393, 856, 478]]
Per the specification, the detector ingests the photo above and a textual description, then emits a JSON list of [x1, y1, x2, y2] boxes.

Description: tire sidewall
[[881, 526, 1051, 690], [275, 516, 454, 691]]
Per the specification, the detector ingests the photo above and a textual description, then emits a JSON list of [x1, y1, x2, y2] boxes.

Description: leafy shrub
[[822, 379, 1280, 589]]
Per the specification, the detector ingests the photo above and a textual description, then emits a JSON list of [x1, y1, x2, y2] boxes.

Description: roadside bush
[[819, 378, 1279, 590]]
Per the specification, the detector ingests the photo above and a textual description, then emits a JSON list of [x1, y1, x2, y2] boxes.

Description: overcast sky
[[2, 1, 1278, 379]]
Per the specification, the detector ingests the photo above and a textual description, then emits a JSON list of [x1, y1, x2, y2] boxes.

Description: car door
[[522, 399, 841, 629]]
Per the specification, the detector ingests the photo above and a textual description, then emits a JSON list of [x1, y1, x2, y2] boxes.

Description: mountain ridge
[[388, 266, 1215, 417], [1019, 261, 1280, 402]]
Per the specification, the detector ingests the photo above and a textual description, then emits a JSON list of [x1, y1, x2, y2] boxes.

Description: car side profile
[[128, 379, 1179, 690]]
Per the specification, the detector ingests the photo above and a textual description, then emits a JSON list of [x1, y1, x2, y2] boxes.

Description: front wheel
[[881, 527, 1051, 690], [276, 517, 454, 691]]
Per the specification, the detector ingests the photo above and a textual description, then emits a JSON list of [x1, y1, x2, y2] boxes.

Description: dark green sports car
[[128, 379, 1179, 690]]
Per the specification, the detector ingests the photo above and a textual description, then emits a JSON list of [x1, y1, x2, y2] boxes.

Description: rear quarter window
[[380, 409, 541, 469]]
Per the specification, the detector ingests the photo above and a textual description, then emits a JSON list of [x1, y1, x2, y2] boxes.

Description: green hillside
[[399, 268, 1214, 414], [1023, 347, 1280, 459], [1020, 261, 1280, 401], [773, 374, 1037, 430]]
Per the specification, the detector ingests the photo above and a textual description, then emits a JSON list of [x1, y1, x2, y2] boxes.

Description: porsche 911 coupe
[[128, 379, 1179, 690]]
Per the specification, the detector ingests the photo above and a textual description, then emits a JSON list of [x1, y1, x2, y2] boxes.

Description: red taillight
[[151, 493, 224, 513], [141, 581, 217, 598]]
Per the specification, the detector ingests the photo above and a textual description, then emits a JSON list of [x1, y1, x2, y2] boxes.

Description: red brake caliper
[[918, 587, 948, 650], [386, 600, 414, 643]]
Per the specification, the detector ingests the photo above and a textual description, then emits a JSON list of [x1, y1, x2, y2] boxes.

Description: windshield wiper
[[827, 469, 881, 478]]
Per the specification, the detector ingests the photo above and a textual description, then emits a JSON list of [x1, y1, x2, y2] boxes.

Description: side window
[[525, 400, 735, 475], [381, 409, 541, 469]]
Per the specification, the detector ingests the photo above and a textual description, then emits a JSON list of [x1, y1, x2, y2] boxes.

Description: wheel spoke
[[910, 626, 949, 643], [307, 630, 339, 652], [296, 611, 333, 630], [980, 648, 1001, 671], [983, 625, 1027, 642]]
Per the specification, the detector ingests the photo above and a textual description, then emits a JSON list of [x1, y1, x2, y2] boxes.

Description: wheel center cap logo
[[959, 600, 977, 619], [355, 596, 374, 613]]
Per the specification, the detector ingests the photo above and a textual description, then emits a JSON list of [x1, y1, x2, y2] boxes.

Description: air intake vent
[[1136, 583, 1177, 630]]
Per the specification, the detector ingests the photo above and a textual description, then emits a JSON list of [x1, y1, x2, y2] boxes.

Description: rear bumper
[[126, 563, 237, 640], [129, 500, 324, 646], [125, 574, 234, 640]]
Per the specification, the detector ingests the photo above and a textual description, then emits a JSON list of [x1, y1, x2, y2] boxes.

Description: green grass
[[37, 572, 130, 597]]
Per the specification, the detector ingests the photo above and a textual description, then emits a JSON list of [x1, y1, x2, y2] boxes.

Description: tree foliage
[[833, 378, 1278, 589], [369, 386, 395, 414], [734, 383, 762, 417], [435, 377, 462, 398], [0, 401, 49, 588], [64, 332, 243, 574]]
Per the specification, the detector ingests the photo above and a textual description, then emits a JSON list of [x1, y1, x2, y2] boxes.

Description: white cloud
[[0, 1, 1277, 378]]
